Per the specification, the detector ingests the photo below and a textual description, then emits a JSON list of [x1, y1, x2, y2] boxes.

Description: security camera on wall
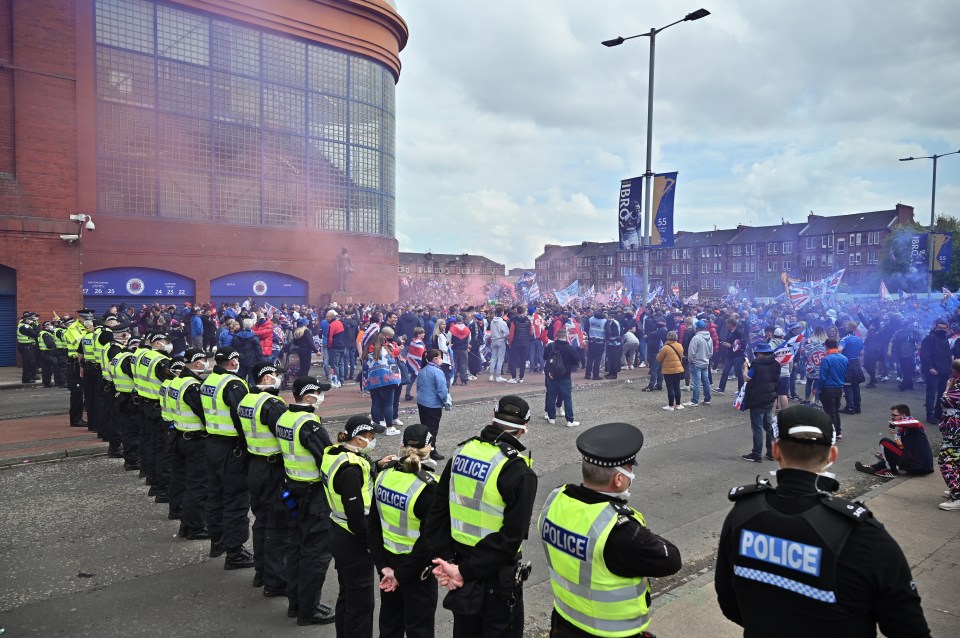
[[60, 234, 80, 242], [85, 219, 96, 232]]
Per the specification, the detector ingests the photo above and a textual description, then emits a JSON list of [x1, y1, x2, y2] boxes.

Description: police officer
[[53, 317, 69, 388], [79, 316, 100, 434], [323, 414, 391, 638], [38, 321, 58, 388], [63, 310, 92, 427], [715, 405, 931, 637], [16, 311, 39, 383], [585, 308, 607, 381], [91, 315, 120, 441], [275, 376, 336, 625], [539, 423, 681, 638], [603, 311, 623, 379], [427, 395, 538, 638], [199, 347, 254, 569], [100, 324, 129, 459], [159, 356, 187, 507], [370, 423, 440, 638], [167, 348, 210, 539], [135, 332, 173, 501], [109, 336, 142, 470], [237, 361, 290, 594]]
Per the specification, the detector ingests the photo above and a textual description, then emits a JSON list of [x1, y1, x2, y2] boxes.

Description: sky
[[392, 1, 960, 271]]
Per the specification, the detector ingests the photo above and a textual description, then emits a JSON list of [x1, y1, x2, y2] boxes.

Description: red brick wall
[[0, 0, 14, 174]]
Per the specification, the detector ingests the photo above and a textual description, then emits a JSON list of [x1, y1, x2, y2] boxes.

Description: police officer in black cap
[[427, 395, 538, 638], [539, 423, 681, 638], [63, 310, 93, 427], [16, 311, 40, 383], [715, 405, 931, 638], [167, 348, 211, 540], [275, 376, 336, 625]]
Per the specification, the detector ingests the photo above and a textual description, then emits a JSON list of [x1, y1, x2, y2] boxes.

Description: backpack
[[544, 345, 566, 379]]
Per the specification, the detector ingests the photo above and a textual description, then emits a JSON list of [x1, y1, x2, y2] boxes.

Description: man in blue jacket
[[416, 348, 449, 461], [190, 307, 204, 350], [818, 338, 848, 441]]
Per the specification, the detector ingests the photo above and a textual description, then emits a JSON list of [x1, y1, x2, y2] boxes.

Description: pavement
[[1, 363, 958, 636]]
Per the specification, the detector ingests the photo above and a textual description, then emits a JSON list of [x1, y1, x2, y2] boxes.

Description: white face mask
[[163, 343, 173, 353], [601, 465, 635, 500], [364, 437, 377, 452], [260, 375, 282, 390]]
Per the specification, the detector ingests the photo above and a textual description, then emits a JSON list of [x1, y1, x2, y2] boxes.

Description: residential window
[[783, 242, 792, 254], [701, 263, 710, 274], [804, 256, 815, 268], [821, 235, 834, 248], [682, 248, 691, 259], [867, 231, 880, 245], [714, 278, 721, 289], [714, 262, 722, 273], [672, 249, 680, 260], [768, 243, 779, 255], [767, 261, 776, 272], [434, 265, 441, 274], [732, 245, 742, 256], [782, 261, 791, 270], [683, 263, 691, 275], [867, 249, 879, 264], [733, 262, 742, 273], [805, 237, 816, 250], [746, 244, 756, 255], [836, 238, 845, 255], [672, 264, 680, 275], [701, 247, 709, 258], [715, 246, 724, 257], [702, 279, 709, 290]]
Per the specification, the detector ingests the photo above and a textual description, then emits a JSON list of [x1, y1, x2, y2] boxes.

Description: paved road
[[0, 385, 70, 420], [0, 379, 934, 636]]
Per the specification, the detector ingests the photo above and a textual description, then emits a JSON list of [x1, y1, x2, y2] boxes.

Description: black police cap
[[344, 413, 386, 439], [292, 375, 331, 397], [773, 405, 835, 446], [250, 360, 286, 381], [215, 347, 240, 363], [493, 395, 531, 429], [576, 423, 644, 467]]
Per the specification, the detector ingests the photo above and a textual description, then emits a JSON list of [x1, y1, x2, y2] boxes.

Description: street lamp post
[[603, 8, 709, 306], [899, 149, 960, 297]]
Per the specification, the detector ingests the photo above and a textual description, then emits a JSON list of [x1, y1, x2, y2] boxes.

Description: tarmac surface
[[0, 364, 957, 636]]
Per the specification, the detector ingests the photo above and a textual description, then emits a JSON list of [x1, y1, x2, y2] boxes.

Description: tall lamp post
[[603, 8, 710, 305], [899, 149, 960, 297]]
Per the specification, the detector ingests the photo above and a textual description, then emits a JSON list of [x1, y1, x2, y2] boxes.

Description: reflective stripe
[[110, 352, 135, 394], [38, 331, 54, 351], [733, 565, 837, 603], [321, 450, 372, 532], [277, 412, 322, 481], [375, 467, 433, 555], [201, 373, 247, 437], [448, 439, 525, 547], [237, 392, 283, 456], [170, 376, 203, 432], [539, 486, 651, 637], [16, 323, 33, 344]]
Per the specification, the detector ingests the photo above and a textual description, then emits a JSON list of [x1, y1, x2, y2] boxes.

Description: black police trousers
[[169, 431, 206, 531], [330, 523, 376, 638], [451, 577, 524, 638], [141, 402, 170, 490], [82, 365, 99, 433], [40, 352, 57, 386], [286, 482, 333, 618], [55, 352, 67, 387], [204, 436, 250, 550], [605, 344, 622, 377], [248, 455, 289, 589], [102, 384, 121, 454], [118, 395, 140, 464], [18, 343, 37, 382], [379, 572, 438, 638], [585, 341, 604, 378], [66, 359, 85, 425]]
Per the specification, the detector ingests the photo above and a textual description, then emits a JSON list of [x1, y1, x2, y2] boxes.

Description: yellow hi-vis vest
[[200, 371, 248, 437], [237, 392, 284, 456], [538, 486, 651, 637], [321, 448, 373, 533], [168, 375, 203, 432], [81, 332, 96, 361], [17, 322, 33, 344], [375, 464, 436, 555], [276, 411, 322, 481], [91, 327, 107, 368], [135, 349, 165, 401], [38, 330, 54, 351], [448, 438, 532, 547], [110, 351, 136, 394], [54, 328, 67, 350], [63, 321, 85, 359], [98, 331, 115, 380], [159, 378, 176, 422]]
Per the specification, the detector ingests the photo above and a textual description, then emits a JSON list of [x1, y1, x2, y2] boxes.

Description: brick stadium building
[[0, 0, 407, 365]]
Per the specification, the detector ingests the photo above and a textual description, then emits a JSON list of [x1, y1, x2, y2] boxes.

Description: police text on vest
[[739, 529, 822, 577]]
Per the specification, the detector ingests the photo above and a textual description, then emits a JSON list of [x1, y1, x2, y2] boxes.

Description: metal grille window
[[95, 0, 396, 236]]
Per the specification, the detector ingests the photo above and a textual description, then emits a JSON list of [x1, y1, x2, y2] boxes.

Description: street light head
[[684, 8, 711, 21], [899, 157, 915, 162], [601, 37, 625, 47]]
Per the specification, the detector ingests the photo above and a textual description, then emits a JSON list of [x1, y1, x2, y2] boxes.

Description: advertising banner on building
[[932, 232, 953, 272], [651, 172, 677, 247], [617, 176, 643, 250]]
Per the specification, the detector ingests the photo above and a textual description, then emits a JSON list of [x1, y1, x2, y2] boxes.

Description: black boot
[[224, 546, 255, 570], [297, 604, 335, 625], [209, 538, 226, 558]]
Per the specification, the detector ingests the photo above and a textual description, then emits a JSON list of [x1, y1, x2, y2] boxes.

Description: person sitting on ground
[[855, 404, 934, 478]]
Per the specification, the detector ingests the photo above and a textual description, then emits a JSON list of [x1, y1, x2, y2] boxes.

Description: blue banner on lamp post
[[651, 172, 677, 247]]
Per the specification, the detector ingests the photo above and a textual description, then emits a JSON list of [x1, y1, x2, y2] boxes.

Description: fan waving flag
[[880, 280, 890, 302]]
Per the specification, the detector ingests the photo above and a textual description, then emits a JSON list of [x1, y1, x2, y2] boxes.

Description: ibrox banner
[[554, 280, 580, 306], [933, 232, 953, 272], [652, 172, 677, 247], [909, 234, 928, 274], [618, 176, 643, 250]]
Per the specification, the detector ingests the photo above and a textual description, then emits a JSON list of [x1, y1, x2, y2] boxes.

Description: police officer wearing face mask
[[38, 321, 59, 388], [100, 326, 129, 460], [167, 348, 210, 537], [199, 347, 254, 569], [16, 311, 40, 384], [237, 361, 291, 594], [63, 311, 93, 427], [539, 423, 681, 638], [109, 336, 142, 470], [275, 376, 336, 625], [427, 395, 538, 638], [324, 414, 392, 638], [715, 406, 931, 638], [91, 314, 120, 441], [134, 332, 173, 501]]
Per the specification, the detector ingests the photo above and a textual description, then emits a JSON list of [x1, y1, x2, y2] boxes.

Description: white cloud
[[394, 0, 960, 265]]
